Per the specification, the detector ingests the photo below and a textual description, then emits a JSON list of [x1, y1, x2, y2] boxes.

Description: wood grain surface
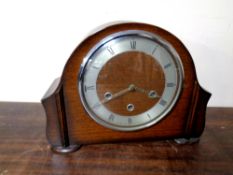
[[96, 51, 165, 116], [0, 102, 232, 175]]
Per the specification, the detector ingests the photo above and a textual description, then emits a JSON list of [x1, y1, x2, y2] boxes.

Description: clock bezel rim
[[78, 30, 184, 131]]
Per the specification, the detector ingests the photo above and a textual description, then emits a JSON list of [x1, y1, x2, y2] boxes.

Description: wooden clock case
[[41, 23, 211, 153]]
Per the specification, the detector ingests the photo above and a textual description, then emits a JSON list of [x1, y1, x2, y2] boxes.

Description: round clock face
[[79, 30, 183, 131]]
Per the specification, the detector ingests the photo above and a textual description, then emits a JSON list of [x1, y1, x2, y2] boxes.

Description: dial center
[[96, 51, 165, 116]]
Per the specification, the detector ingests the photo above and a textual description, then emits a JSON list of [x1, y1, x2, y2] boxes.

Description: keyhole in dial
[[104, 92, 112, 100], [148, 90, 158, 99], [127, 104, 134, 112]]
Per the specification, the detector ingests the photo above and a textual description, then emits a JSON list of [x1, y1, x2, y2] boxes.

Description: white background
[[0, 0, 232, 107]]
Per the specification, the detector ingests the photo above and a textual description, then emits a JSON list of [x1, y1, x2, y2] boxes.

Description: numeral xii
[[130, 40, 136, 49]]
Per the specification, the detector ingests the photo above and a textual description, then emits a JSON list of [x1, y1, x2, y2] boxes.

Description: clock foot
[[51, 144, 81, 154], [174, 137, 200, 144]]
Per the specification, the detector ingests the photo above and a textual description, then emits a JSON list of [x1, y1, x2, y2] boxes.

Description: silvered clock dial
[[79, 31, 183, 131]]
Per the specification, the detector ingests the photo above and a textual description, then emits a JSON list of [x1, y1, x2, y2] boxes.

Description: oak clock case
[[42, 23, 211, 153]]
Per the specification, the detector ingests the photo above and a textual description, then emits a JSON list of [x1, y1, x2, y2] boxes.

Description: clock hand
[[100, 84, 135, 104], [134, 85, 160, 99], [93, 84, 160, 109], [134, 86, 147, 94]]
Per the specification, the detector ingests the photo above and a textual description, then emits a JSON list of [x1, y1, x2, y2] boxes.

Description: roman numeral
[[164, 63, 172, 69], [152, 45, 158, 55], [108, 114, 115, 121], [167, 82, 176, 87], [159, 99, 167, 106], [147, 113, 151, 119], [107, 46, 115, 55], [92, 103, 101, 109], [130, 40, 136, 49], [128, 118, 132, 124], [92, 65, 100, 69], [84, 85, 95, 92]]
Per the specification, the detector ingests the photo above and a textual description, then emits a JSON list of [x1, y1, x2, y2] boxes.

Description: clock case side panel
[[185, 82, 211, 138], [41, 78, 80, 153]]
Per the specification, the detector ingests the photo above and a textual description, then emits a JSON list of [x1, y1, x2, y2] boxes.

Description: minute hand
[[134, 86, 160, 99], [100, 84, 135, 104]]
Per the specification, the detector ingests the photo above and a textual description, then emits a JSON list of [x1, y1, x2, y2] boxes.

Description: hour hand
[[134, 86, 160, 99]]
